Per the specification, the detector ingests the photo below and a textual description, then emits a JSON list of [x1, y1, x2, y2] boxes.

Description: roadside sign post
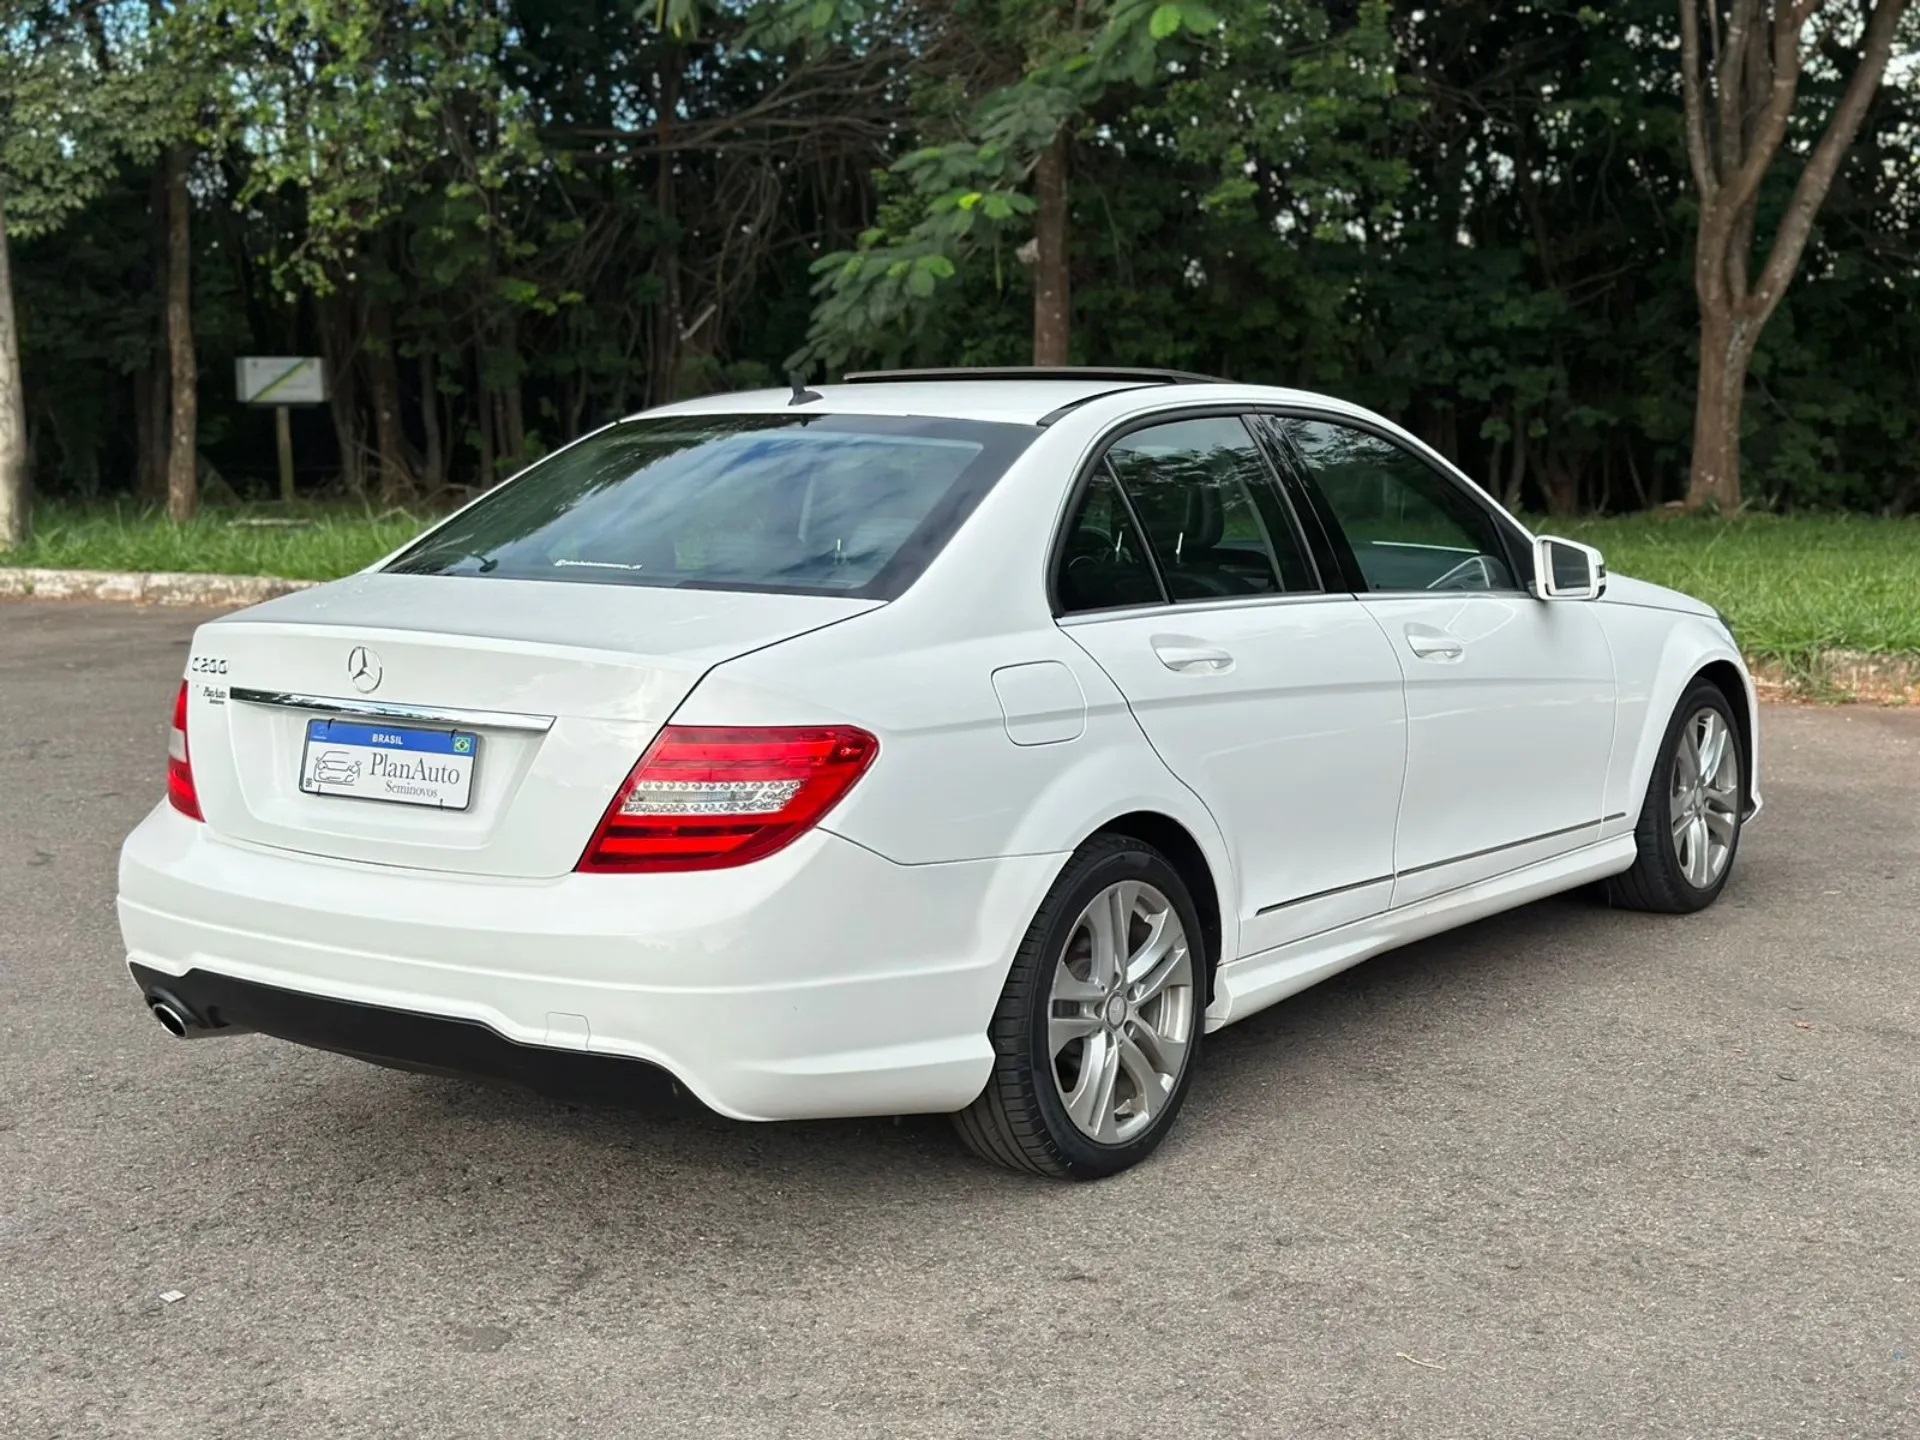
[[235, 358, 327, 504]]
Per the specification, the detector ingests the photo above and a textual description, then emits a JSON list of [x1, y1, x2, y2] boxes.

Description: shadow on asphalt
[[217, 868, 1768, 1209]]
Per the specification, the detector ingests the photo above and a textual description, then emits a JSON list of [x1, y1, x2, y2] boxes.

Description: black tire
[[1606, 678, 1745, 914], [955, 835, 1206, 1179]]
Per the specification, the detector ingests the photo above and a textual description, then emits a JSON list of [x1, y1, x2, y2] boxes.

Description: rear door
[[1269, 414, 1617, 905], [1055, 413, 1408, 957]]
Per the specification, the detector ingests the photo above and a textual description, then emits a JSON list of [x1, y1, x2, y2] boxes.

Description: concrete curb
[[0, 567, 316, 607], [1748, 650, 1920, 706]]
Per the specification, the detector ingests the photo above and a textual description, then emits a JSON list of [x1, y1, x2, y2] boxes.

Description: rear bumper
[[118, 804, 1064, 1120], [130, 961, 693, 1103]]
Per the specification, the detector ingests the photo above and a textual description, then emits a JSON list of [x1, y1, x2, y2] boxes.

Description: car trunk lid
[[182, 574, 878, 877]]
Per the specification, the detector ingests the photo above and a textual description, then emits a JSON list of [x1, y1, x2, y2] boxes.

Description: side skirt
[[1205, 834, 1639, 1031]]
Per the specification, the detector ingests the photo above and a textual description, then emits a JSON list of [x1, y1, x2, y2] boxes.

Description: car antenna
[[788, 371, 823, 406]]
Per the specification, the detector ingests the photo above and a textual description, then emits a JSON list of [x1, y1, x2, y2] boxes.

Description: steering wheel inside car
[[1425, 554, 1495, 592]]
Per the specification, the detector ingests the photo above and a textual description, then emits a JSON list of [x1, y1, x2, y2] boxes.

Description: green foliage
[[796, 0, 1239, 367], [0, 500, 432, 580], [3, 0, 1916, 520], [1548, 515, 1920, 659], [0, 5, 185, 238], [226, 0, 545, 295]]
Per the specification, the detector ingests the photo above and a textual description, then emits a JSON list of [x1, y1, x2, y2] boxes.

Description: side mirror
[[1532, 535, 1605, 601]]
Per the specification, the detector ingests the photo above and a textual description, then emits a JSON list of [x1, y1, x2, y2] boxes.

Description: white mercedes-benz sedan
[[119, 368, 1758, 1178]]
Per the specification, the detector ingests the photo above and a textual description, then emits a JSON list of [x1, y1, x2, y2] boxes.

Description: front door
[[1053, 413, 1409, 957], [1275, 415, 1617, 906]]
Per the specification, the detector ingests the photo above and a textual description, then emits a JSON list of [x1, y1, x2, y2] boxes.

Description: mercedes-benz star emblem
[[347, 646, 383, 694]]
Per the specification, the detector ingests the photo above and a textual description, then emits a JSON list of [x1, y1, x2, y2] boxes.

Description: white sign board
[[236, 357, 328, 406]]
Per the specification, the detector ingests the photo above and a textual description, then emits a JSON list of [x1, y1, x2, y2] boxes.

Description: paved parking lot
[[1, 598, 1916, 1439]]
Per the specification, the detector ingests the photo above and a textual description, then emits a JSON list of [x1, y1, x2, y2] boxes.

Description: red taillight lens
[[577, 725, 878, 873], [167, 681, 203, 820]]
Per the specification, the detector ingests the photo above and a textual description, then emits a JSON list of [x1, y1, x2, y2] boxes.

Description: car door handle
[[1152, 641, 1235, 674], [1405, 628, 1465, 660]]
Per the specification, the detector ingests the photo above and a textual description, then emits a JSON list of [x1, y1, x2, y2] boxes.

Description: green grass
[[0, 502, 435, 583], [4, 502, 1916, 661], [1544, 514, 1920, 660]]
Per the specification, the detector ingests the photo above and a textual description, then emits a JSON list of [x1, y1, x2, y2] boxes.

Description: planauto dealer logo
[[346, 646, 383, 694]]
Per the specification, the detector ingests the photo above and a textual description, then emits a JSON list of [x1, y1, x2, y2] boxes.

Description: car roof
[[640, 378, 1370, 428]]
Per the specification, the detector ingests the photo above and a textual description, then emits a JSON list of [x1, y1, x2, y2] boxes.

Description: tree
[[3, 3, 198, 537], [9, 0, 1919, 518], [0, 7, 131, 547], [1677, 0, 1914, 511], [0, 188, 24, 548], [797, 0, 1221, 369], [161, 140, 197, 522]]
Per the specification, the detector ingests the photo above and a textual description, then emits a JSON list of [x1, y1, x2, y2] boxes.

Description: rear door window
[[386, 414, 1036, 599], [1101, 417, 1319, 601], [1055, 471, 1166, 614]]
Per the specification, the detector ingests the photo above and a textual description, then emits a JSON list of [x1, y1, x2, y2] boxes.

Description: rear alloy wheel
[[955, 836, 1204, 1179], [1607, 678, 1745, 914]]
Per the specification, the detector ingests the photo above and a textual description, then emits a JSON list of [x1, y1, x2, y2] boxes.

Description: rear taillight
[[168, 681, 203, 820], [577, 725, 878, 873]]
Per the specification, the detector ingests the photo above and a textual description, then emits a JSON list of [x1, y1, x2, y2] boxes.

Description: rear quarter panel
[[673, 604, 1244, 963]]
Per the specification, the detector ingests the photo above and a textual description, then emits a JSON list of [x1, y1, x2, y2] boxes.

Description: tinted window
[[1056, 471, 1165, 613], [1284, 419, 1517, 592], [1103, 417, 1317, 602], [386, 414, 1036, 599]]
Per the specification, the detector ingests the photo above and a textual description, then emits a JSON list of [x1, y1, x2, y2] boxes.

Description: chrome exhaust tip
[[147, 990, 210, 1039]]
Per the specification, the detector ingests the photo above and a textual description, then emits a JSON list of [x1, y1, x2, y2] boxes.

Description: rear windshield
[[385, 413, 1037, 599]]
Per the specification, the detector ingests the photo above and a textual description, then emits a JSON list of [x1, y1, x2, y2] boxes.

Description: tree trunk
[[318, 285, 365, 496], [1676, 0, 1914, 511], [651, 52, 684, 406], [149, 364, 171, 499], [1542, 457, 1579, 517], [140, 165, 171, 502], [493, 314, 526, 474], [134, 365, 157, 500], [1502, 415, 1527, 512], [1031, 128, 1071, 366], [365, 301, 414, 504], [475, 358, 496, 491], [164, 143, 198, 524], [0, 191, 29, 549], [418, 351, 444, 492], [1688, 312, 1754, 513], [501, 379, 526, 475]]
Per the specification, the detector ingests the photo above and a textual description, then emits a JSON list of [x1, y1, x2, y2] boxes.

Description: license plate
[[299, 719, 478, 810]]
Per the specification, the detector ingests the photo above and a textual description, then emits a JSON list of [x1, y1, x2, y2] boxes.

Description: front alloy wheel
[[1607, 677, 1746, 913], [1669, 706, 1741, 890], [956, 836, 1205, 1178]]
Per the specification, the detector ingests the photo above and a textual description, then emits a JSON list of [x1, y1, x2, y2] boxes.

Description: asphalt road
[[1, 599, 1916, 1440]]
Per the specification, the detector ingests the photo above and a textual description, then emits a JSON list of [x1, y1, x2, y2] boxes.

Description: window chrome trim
[[1055, 591, 1355, 626], [1358, 587, 1534, 601], [229, 688, 556, 734]]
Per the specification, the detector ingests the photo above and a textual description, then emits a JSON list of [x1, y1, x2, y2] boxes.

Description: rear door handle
[[1405, 628, 1464, 660], [1152, 641, 1235, 674]]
